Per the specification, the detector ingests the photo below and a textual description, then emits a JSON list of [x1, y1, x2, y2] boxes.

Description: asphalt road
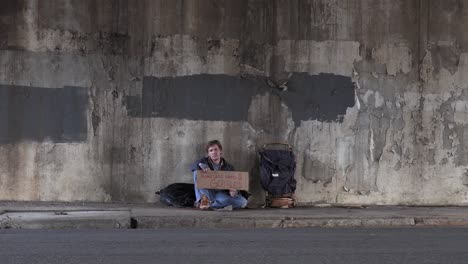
[[1, 228, 468, 264]]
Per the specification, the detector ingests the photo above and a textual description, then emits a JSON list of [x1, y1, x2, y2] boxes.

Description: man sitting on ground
[[191, 140, 248, 210]]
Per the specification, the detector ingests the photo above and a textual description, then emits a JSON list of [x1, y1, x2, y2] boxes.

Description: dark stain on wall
[[0, 85, 88, 144], [125, 73, 355, 125], [127, 74, 264, 121], [283, 73, 355, 125], [0, 0, 24, 16], [124, 95, 142, 117], [0, 0, 25, 50]]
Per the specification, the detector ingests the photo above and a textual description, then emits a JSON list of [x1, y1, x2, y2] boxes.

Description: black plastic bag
[[156, 183, 251, 208], [156, 183, 196, 208]]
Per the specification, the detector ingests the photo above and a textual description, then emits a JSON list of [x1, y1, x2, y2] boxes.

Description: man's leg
[[193, 170, 215, 203], [212, 191, 248, 209]]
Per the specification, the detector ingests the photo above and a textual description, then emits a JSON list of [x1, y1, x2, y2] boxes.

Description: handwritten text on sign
[[196, 170, 249, 191]]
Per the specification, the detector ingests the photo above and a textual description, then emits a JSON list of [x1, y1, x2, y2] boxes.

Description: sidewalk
[[1, 201, 468, 229]]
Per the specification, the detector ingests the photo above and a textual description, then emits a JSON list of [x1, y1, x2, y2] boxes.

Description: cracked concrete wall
[[1, 0, 468, 205]]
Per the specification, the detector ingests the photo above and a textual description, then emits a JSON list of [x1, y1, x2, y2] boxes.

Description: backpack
[[259, 143, 297, 208]]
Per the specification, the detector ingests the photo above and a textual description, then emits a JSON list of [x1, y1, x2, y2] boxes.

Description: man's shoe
[[199, 195, 210, 210]]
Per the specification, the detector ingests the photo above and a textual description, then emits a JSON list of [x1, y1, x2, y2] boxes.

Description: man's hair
[[206, 140, 223, 152]]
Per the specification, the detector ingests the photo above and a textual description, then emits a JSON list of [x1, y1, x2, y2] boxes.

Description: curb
[[1, 218, 130, 229], [413, 217, 468, 227], [1, 210, 468, 229], [0, 211, 131, 229], [131, 216, 468, 229]]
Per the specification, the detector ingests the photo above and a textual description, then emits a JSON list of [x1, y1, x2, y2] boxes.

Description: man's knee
[[235, 196, 248, 209]]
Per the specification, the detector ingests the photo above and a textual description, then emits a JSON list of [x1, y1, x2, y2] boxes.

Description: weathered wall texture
[[1, 0, 468, 205]]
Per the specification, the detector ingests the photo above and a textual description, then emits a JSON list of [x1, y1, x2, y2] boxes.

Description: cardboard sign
[[196, 170, 249, 191]]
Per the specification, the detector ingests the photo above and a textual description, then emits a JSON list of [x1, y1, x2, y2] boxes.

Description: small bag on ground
[[156, 183, 196, 208], [156, 183, 251, 208]]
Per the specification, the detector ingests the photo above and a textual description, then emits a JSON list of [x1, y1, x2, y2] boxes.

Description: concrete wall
[[1, 0, 468, 205]]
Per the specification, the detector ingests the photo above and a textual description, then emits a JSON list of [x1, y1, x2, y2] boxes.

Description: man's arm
[[190, 158, 210, 172]]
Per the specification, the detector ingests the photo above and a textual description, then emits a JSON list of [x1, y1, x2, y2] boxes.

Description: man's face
[[207, 145, 222, 162]]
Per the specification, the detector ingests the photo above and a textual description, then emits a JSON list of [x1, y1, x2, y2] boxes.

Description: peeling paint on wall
[[145, 35, 240, 77], [276, 40, 361, 77], [372, 42, 412, 76]]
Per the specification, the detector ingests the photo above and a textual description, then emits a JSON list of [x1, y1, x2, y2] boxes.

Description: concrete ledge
[[414, 217, 468, 227], [0, 211, 131, 229], [134, 216, 286, 229], [2, 203, 468, 229], [134, 216, 468, 229], [280, 217, 417, 228]]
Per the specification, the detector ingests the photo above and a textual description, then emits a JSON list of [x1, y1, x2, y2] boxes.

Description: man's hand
[[229, 189, 238, 197], [199, 163, 210, 172]]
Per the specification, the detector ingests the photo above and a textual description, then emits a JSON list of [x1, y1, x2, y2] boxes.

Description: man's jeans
[[193, 171, 247, 209]]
